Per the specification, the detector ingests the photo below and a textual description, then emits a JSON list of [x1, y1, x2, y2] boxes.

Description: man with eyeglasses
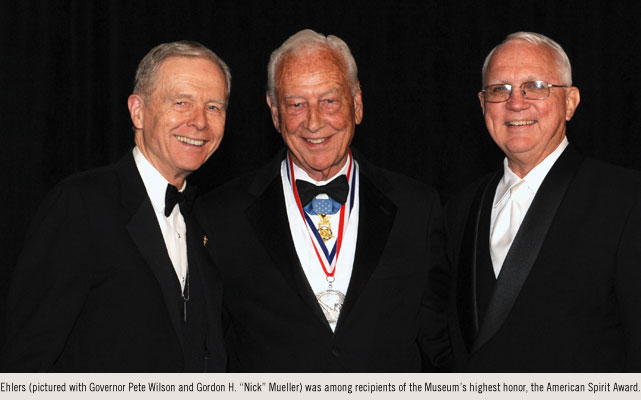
[[446, 32, 641, 371]]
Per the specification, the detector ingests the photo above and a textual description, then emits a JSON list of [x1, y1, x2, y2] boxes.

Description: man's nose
[[506, 87, 530, 111], [188, 107, 208, 130], [304, 105, 324, 132]]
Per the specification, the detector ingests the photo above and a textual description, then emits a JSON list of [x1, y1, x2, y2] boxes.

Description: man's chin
[[298, 162, 341, 180], [503, 138, 537, 155], [173, 161, 204, 177]]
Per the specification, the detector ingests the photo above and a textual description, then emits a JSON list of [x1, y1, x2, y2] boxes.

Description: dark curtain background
[[2, 1, 641, 345]]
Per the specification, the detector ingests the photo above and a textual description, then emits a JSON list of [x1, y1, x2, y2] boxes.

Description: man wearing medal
[[197, 29, 451, 371]]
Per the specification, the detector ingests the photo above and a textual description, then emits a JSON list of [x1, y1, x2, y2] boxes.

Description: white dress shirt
[[133, 147, 188, 290], [281, 156, 360, 331], [489, 137, 569, 277]]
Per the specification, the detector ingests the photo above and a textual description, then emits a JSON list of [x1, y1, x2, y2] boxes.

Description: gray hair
[[133, 40, 232, 103], [482, 31, 572, 86], [266, 29, 359, 103]]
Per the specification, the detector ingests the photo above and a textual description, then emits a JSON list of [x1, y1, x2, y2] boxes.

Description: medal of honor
[[288, 152, 355, 326], [317, 214, 334, 242]]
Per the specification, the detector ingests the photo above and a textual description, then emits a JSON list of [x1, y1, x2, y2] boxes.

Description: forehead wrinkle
[[281, 69, 343, 87], [276, 47, 348, 90]]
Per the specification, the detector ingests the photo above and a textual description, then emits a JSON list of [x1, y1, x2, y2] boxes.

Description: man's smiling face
[[129, 56, 227, 186], [479, 40, 579, 176], [268, 46, 362, 181]]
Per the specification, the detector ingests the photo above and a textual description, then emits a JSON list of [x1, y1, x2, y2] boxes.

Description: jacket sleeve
[[419, 189, 453, 371], [615, 196, 641, 371], [1, 182, 93, 372]]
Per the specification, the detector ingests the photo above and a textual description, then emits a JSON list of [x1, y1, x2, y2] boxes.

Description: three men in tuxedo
[[196, 29, 451, 371], [446, 32, 641, 371], [2, 41, 229, 371]]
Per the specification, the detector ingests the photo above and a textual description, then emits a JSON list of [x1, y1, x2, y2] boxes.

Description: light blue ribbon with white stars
[[303, 197, 342, 215]]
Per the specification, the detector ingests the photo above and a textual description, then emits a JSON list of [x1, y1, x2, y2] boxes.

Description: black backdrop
[[3, 1, 641, 345]]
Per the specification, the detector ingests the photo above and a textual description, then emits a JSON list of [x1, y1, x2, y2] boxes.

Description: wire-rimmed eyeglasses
[[481, 80, 568, 103]]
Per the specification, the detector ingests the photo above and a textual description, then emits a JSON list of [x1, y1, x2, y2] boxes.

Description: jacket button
[[331, 348, 341, 357]]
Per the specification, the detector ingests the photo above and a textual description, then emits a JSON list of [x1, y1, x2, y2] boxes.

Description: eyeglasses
[[481, 81, 568, 103]]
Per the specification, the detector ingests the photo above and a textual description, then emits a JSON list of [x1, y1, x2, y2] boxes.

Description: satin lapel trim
[[118, 153, 185, 350], [335, 171, 397, 331], [245, 175, 330, 330], [472, 147, 583, 353]]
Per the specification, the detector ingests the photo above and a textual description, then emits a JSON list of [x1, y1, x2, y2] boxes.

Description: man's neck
[[290, 153, 350, 184], [134, 143, 187, 188], [506, 137, 569, 180], [507, 136, 567, 178]]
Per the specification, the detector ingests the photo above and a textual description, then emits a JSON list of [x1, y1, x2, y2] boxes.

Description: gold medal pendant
[[317, 214, 334, 242]]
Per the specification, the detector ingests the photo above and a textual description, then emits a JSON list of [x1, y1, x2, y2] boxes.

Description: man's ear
[[128, 94, 145, 130], [266, 93, 281, 133], [478, 91, 486, 115], [353, 82, 363, 125], [565, 87, 580, 121]]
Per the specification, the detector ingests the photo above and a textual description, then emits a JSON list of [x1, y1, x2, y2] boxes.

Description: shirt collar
[[133, 146, 186, 217], [493, 137, 569, 208]]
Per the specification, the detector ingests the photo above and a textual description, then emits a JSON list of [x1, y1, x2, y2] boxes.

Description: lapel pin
[[203, 235, 208, 247]]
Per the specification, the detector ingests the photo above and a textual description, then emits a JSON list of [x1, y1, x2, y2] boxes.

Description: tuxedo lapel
[[336, 158, 397, 330], [244, 156, 330, 330], [456, 173, 499, 351], [185, 217, 218, 312], [117, 154, 185, 350], [472, 146, 584, 353], [185, 215, 226, 370]]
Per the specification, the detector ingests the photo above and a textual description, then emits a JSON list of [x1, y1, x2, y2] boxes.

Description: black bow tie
[[165, 184, 197, 217], [295, 175, 349, 206]]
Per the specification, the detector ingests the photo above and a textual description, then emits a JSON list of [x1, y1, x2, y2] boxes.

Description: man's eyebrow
[[168, 93, 226, 104], [282, 88, 341, 99], [487, 76, 544, 85], [207, 98, 226, 105], [168, 93, 194, 100], [322, 88, 340, 95]]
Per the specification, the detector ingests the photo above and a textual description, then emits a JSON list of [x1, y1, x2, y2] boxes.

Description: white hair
[[481, 31, 573, 86], [266, 29, 359, 103]]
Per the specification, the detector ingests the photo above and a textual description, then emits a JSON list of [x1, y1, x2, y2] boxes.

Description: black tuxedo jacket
[[196, 150, 451, 372], [1, 152, 226, 372], [446, 145, 641, 372]]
